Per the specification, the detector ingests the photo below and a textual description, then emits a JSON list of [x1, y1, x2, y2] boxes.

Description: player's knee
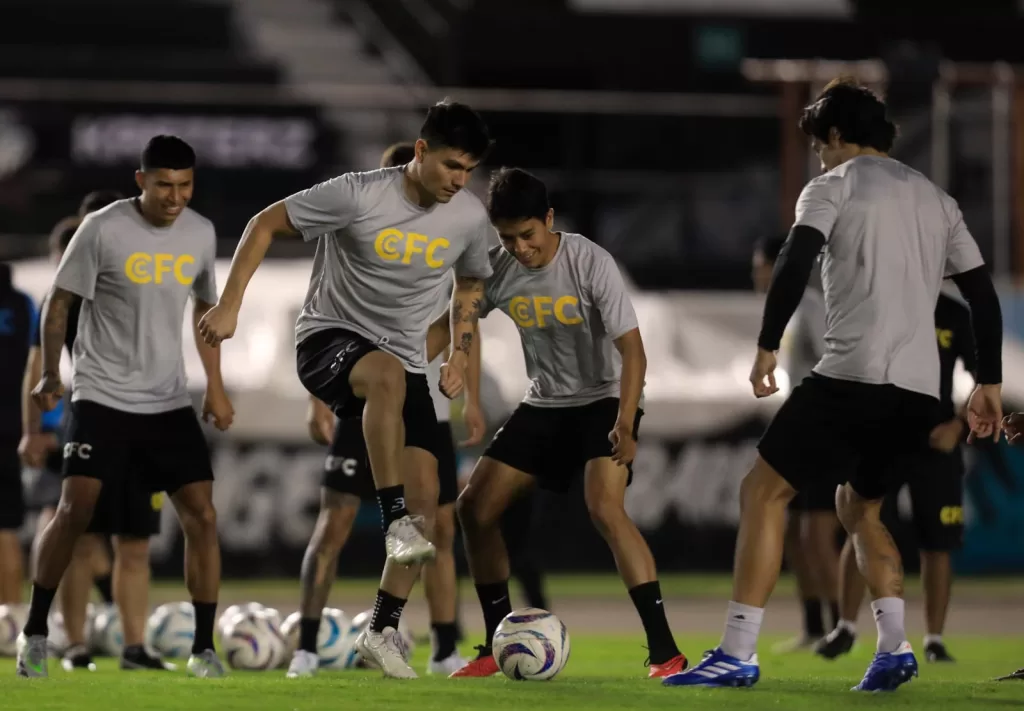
[[433, 504, 456, 550], [180, 500, 218, 539], [740, 458, 795, 511], [113, 537, 150, 571], [55, 496, 96, 532], [455, 488, 493, 530], [357, 355, 406, 404], [585, 496, 627, 538], [834, 483, 866, 532]]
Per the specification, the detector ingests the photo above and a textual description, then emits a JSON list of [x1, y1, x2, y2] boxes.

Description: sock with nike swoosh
[[475, 581, 512, 647], [629, 581, 680, 664]]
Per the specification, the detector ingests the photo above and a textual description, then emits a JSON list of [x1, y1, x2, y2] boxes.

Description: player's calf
[[170, 481, 221, 666]]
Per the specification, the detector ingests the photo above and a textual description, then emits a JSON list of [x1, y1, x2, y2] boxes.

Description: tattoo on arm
[[457, 331, 473, 356], [42, 288, 74, 374], [452, 277, 485, 356]]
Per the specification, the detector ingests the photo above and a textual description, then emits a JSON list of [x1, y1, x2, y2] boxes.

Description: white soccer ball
[[0, 603, 28, 656], [279, 611, 301, 658], [492, 608, 570, 681], [260, 607, 283, 633], [339, 608, 373, 669], [318, 608, 352, 670], [222, 614, 285, 670], [218, 602, 264, 638], [91, 604, 124, 657], [146, 602, 195, 658]]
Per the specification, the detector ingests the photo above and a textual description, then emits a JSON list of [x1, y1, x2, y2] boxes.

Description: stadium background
[[2, 0, 1024, 644]]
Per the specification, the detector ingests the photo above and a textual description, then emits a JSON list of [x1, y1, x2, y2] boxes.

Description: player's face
[[416, 141, 479, 203], [494, 209, 556, 268], [135, 168, 194, 226], [751, 250, 774, 293], [812, 130, 845, 172]]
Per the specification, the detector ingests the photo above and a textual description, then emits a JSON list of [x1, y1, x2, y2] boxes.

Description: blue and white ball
[[91, 605, 124, 657], [222, 614, 284, 670], [318, 608, 352, 670], [146, 602, 195, 658], [492, 608, 570, 681]]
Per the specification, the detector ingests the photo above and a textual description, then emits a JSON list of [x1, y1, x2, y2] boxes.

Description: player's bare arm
[[610, 327, 645, 465], [198, 202, 299, 345], [19, 343, 47, 467], [193, 298, 234, 431], [440, 275, 485, 399], [32, 287, 75, 411], [306, 396, 334, 445], [425, 310, 452, 362], [461, 322, 485, 446]]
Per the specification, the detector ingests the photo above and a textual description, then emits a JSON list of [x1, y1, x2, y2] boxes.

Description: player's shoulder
[[486, 243, 516, 275], [178, 206, 217, 236], [449, 187, 489, 222], [79, 198, 132, 229], [561, 231, 615, 266]]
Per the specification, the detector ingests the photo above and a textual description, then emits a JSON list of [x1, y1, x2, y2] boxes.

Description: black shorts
[[788, 475, 844, 513], [86, 483, 164, 538], [63, 400, 214, 497], [322, 416, 458, 506], [898, 445, 965, 551], [483, 398, 642, 494], [0, 443, 25, 530], [759, 375, 944, 501]]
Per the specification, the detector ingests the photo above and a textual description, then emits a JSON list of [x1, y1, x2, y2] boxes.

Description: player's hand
[[197, 303, 239, 346], [307, 403, 335, 446], [608, 419, 637, 466], [749, 348, 779, 398], [31, 372, 64, 412], [966, 383, 1003, 443], [202, 385, 235, 431], [1001, 412, 1024, 445], [928, 418, 965, 453], [17, 433, 50, 468], [439, 352, 467, 400], [459, 400, 486, 447]]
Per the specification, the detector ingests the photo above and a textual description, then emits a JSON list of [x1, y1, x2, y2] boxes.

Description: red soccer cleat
[[449, 646, 500, 678], [648, 653, 688, 679]]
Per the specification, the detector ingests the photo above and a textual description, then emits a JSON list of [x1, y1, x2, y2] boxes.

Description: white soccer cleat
[[286, 650, 319, 678], [186, 649, 226, 678], [385, 515, 436, 566], [427, 651, 469, 676], [356, 627, 417, 679]]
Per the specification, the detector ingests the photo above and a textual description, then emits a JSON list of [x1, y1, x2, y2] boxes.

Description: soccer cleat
[[772, 635, 821, 654], [16, 634, 48, 678], [61, 644, 97, 672], [647, 653, 688, 678], [662, 647, 759, 688], [995, 667, 1024, 681], [851, 641, 918, 692], [356, 627, 417, 679], [449, 645, 500, 678], [385, 515, 436, 566], [815, 627, 856, 660], [186, 649, 226, 678], [121, 646, 176, 671], [286, 650, 319, 678], [427, 651, 469, 676], [925, 641, 955, 663]]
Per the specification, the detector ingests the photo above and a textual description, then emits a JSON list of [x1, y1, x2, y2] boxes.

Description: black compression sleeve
[[950, 266, 1003, 384], [757, 225, 826, 351]]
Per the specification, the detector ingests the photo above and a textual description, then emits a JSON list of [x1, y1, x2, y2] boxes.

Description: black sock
[[802, 598, 825, 637], [370, 589, 406, 633], [431, 622, 458, 661], [23, 584, 57, 638], [628, 581, 679, 665], [94, 575, 114, 605], [377, 485, 409, 529], [828, 601, 841, 631], [516, 567, 548, 610], [299, 617, 321, 653], [475, 581, 512, 647], [191, 601, 217, 654]]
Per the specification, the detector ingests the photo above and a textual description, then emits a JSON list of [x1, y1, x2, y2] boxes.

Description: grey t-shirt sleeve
[[283, 173, 362, 242], [591, 250, 638, 340], [454, 214, 494, 280], [192, 231, 219, 304], [942, 198, 985, 277], [794, 173, 842, 239], [53, 216, 101, 300]]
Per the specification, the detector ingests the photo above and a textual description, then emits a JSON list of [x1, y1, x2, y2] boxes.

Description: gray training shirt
[[52, 200, 218, 413], [794, 155, 985, 399], [284, 167, 494, 373], [479, 232, 640, 407]]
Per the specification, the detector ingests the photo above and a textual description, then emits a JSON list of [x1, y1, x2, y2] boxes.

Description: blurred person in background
[[994, 412, 1024, 680]]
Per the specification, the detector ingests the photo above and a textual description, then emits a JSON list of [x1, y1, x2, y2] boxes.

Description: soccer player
[[22, 203, 172, 672], [197, 100, 494, 678], [286, 141, 470, 678], [663, 78, 1003, 692], [817, 290, 975, 664], [444, 167, 688, 680], [752, 235, 840, 651], [17, 135, 232, 678]]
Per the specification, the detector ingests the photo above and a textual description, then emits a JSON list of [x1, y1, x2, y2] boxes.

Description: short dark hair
[[140, 135, 196, 172], [78, 189, 124, 217], [486, 167, 550, 223], [49, 215, 81, 254], [420, 99, 492, 160], [798, 77, 897, 153], [380, 142, 416, 169], [755, 233, 788, 263]]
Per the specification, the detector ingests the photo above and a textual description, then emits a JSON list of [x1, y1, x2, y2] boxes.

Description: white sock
[[870, 597, 906, 653], [838, 619, 857, 635], [923, 633, 942, 647], [720, 601, 764, 661]]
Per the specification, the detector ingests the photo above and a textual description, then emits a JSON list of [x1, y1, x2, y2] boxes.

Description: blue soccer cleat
[[852, 641, 918, 692], [661, 647, 759, 688]]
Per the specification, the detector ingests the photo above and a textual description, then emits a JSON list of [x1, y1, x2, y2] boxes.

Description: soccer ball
[[318, 608, 352, 670], [261, 607, 283, 633], [91, 604, 124, 657], [492, 608, 570, 681], [0, 603, 28, 656], [146, 602, 194, 658], [279, 611, 301, 658], [222, 614, 285, 670], [218, 602, 265, 638], [339, 608, 372, 669]]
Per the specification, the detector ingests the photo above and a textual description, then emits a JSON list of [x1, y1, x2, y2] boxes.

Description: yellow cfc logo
[[936, 328, 953, 350], [509, 295, 584, 328], [939, 506, 963, 526], [125, 252, 195, 285], [374, 229, 449, 267]]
